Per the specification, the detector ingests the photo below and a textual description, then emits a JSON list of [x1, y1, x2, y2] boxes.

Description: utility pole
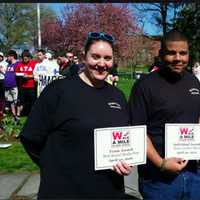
[[37, 3, 41, 49]]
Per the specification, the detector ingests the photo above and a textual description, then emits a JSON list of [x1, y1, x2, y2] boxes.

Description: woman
[[20, 32, 134, 199]]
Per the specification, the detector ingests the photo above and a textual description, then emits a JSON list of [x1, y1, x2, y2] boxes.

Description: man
[[33, 49, 47, 81], [16, 50, 37, 116], [34, 50, 60, 97], [106, 63, 119, 86], [44, 52, 59, 76], [129, 29, 200, 200], [57, 56, 69, 75], [62, 52, 85, 77], [0, 52, 8, 129], [65, 51, 74, 62], [34, 50, 60, 78], [73, 55, 79, 64], [0, 52, 8, 92], [4, 50, 19, 120]]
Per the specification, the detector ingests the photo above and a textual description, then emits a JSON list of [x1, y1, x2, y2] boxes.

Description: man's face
[[66, 52, 74, 61], [162, 40, 189, 74], [37, 52, 45, 62], [7, 55, 14, 63]]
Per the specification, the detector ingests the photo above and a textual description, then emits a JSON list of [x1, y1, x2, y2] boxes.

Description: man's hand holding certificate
[[165, 123, 200, 160], [94, 126, 146, 170]]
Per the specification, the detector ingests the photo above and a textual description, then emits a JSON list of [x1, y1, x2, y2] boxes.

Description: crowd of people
[[0, 48, 119, 130], [1, 28, 200, 200]]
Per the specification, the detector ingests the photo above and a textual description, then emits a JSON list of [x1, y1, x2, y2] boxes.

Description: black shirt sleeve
[[20, 80, 60, 166], [128, 79, 149, 125]]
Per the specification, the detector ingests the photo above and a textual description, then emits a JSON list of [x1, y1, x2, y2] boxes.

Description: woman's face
[[22, 56, 31, 63], [84, 40, 113, 81]]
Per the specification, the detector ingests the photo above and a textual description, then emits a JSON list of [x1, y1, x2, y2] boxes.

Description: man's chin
[[171, 70, 183, 76], [171, 69, 183, 74], [170, 69, 184, 81], [160, 66, 184, 82]]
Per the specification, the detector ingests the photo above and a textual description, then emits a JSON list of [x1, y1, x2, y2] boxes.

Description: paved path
[[0, 168, 142, 200]]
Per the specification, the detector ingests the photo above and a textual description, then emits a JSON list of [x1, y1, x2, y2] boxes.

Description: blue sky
[[47, 3, 165, 36]]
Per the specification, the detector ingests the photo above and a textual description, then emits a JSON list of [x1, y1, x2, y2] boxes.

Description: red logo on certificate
[[179, 127, 194, 141], [112, 131, 130, 146]]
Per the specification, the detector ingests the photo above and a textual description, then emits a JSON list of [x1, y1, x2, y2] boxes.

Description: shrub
[[0, 114, 27, 141]]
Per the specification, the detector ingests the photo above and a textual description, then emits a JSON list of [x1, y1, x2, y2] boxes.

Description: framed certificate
[[165, 123, 200, 160], [94, 125, 146, 170]]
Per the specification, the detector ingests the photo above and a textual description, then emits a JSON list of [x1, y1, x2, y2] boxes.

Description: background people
[[45, 52, 60, 76], [33, 49, 60, 97], [106, 62, 119, 86], [16, 50, 37, 116], [0, 52, 8, 129], [129, 29, 200, 200], [148, 55, 162, 73], [58, 56, 70, 76], [65, 51, 74, 63], [4, 50, 19, 120], [192, 62, 200, 81], [20, 32, 135, 199], [33, 49, 47, 81]]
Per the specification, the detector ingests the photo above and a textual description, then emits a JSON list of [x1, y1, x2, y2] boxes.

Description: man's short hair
[[7, 49, 18, 59], [160, 29, 189, 52], [37, 49, 46, 55]]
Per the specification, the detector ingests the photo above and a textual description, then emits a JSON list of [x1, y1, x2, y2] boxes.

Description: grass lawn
[[117, 78, 135, 100], [0, 78, 134, 173], [0, 142, 39, 173]]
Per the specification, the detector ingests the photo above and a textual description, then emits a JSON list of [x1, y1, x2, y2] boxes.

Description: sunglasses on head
[[87, 32, 115, 44]]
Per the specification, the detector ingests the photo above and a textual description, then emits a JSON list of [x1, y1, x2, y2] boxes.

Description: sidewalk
[[0, 173, 39, 200], [0, 169, 142, 200]]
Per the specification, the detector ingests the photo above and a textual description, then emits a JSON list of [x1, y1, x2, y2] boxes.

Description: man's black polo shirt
[[129, 69, 200, 179]]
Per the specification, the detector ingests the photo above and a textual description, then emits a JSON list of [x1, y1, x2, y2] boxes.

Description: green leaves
[[174, 3, 200, 66], [0, 114, 27, 141], [0, 3, 56, 53]]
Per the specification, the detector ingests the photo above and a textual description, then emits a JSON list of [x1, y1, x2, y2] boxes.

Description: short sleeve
[[128, 79, 149, 125]]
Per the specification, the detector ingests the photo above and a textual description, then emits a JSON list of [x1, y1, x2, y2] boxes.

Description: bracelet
[[159, 159, 166, 172]]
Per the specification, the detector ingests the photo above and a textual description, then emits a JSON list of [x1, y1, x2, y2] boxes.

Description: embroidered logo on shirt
[[108, 102, 122, 109], [189, 88, 200, 95]]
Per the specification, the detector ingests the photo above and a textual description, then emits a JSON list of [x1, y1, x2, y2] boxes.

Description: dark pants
[[18, 87, 36, 116], [139, 169, 200, 200]]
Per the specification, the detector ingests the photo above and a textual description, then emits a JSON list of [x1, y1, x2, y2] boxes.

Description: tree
[[174, 2, 200, 67], [0, 3, 56, 53], [41, 3, 141, 61], [132, 2, 184, 36], [42, 18, 64, 55]]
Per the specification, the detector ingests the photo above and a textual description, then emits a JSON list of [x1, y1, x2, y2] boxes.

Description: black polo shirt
[[20, 75, 134, 199], [129, 68, 200, 179]]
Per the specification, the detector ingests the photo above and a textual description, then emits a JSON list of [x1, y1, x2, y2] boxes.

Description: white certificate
[[165, 123, 200, 160], [94, 126, 146, 170]]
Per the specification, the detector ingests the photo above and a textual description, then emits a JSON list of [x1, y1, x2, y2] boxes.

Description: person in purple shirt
[[4, 50, 19, 121]]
